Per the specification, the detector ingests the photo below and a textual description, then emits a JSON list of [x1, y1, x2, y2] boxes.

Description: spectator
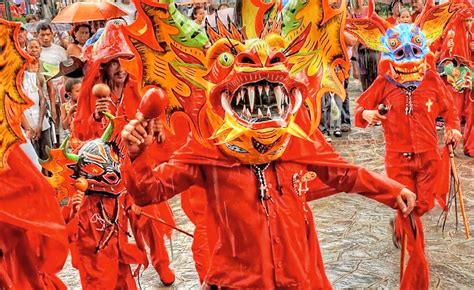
[[351, 0, 379, 91], [37, 21, 68, 144], [218, 3, 230, 10], [191, 6, 206, 27], [60, 78, 81, 134], [398, 8, 412, 24], [67, 23, 92, 57], [411, 0, 424, 22], [386, 0, 403, 25], [24, 13, 39, 23], [20, 39, 53, 160], [18, 25, 27, 50]]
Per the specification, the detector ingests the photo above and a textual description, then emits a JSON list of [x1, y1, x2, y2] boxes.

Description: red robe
[[0, 147, 68, 289], [73, 74, 175, 282], [355, 71, 461, 289], [149, 116, 211, 281], [123, 125, 406, 288]]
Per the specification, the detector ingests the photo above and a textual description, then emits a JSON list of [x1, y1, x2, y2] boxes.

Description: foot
[[158, 265, 175, 286], [390, 218, 401, 249], [324, 132, 332, 143], [341, 124, 351, 132], [334, 130, 342, 137]]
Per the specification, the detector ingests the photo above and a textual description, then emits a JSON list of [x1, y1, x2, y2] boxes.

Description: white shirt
[[23, 71, 50, 131], [40, 43, 67, 67]]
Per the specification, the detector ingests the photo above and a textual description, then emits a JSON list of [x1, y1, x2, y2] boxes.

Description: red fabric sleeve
[[307, 164, 405, 209], [436, 75, 461, 132], [122, 148, 204, 206], [355, 75, 387, 128]]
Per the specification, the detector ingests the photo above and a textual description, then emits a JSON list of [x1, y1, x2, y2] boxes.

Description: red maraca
[[139, 87, 168, 119], [92, 83, 111, 99]]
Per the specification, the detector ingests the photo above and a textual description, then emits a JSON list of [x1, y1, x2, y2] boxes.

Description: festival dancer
[[72, 20, 176, 285], [0, 18, 68, 290], [120, 0, 417, 288], [434, 2, 473, 157], [349, 0, 462, 288], [56, 116, 147, 289]]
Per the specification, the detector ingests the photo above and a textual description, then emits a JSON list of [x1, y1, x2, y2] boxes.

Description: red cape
[[0, 146, 68, 289]]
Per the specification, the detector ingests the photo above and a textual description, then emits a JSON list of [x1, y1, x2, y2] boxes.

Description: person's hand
[[26, 127, 35, 140], [444, 129, 462, 147], [71, 190, 85, 213], [94, 97, 110, 121], [33, 126, 42, 141], [153, 118, 166, 143], [352, 66, 360, 80], [131, 204, 142, 216], [362, 109, 387, 125], [396, 188, 416, 217], [121, 112, 154, 159]]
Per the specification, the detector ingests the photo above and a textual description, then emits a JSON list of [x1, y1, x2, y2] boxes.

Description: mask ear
[[346, 0, 390, 52], [416, 0, 459, 46]]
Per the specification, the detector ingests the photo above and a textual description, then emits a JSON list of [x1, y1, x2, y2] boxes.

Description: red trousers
[[385, 150, 445, 290]]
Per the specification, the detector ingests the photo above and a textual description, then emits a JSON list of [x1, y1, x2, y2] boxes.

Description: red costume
[[435, 5, 474, 156], [123, 131, 407, 289], [0, 148, 68, 290], [355, 71, 461, 289], [72, 20, 176, 285]]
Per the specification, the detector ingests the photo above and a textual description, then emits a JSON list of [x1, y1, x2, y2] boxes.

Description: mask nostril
[[396, 49, 404, 58], [412, 47, 421, 56]]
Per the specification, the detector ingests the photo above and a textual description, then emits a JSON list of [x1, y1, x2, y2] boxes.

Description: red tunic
[[123, 132, 405, 289]]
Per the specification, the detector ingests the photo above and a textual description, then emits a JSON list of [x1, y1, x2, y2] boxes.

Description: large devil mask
[[120, 0, 349, 165], [347, 0, 459, 89]]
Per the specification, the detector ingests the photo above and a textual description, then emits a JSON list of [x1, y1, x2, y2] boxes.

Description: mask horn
[[101, 112, 115, 142]]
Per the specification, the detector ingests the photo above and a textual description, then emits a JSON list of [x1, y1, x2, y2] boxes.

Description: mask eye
[[218, 52, 234, 67], [412, 35, 422, 45], [388, 38, 400, 49], [82, 163, 104, 176]]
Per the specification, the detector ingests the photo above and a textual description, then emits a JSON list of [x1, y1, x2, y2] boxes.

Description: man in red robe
[[355, 68, 461, 289], [72, 20, 175, 285], [120, 112, 416, 289]]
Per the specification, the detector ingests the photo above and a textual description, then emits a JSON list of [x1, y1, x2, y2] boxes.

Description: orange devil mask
[[122, 0, 349, 164]]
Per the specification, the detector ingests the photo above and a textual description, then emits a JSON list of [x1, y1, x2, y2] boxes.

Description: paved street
[[60, 80, 474, 289]]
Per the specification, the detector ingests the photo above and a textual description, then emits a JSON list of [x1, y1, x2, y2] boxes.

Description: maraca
[[74, 177, 89, 192], [92, 83, 111, 99], [139, 87, 168, 119]]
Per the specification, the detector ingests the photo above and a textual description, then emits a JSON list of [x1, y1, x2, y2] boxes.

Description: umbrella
[[24, 22, 72, 33], [52, 2, 128, 23]]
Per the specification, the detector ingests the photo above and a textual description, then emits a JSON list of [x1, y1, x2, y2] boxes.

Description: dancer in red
[[349, 0, 462, 288], [72, 20, 176, 285], [434, 3, 473, 156], [0, 19, 68, 290], [119, 1, 417, 287]]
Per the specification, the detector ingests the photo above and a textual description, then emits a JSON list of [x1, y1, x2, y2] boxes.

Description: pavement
[[59, 79, 474, 289]]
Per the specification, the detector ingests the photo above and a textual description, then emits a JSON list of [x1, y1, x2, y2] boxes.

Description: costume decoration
[[123, 0, 349, 165], [347, 0, 457, 89], [438, 58, 473, 92], [0, 18, 30, 169]]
